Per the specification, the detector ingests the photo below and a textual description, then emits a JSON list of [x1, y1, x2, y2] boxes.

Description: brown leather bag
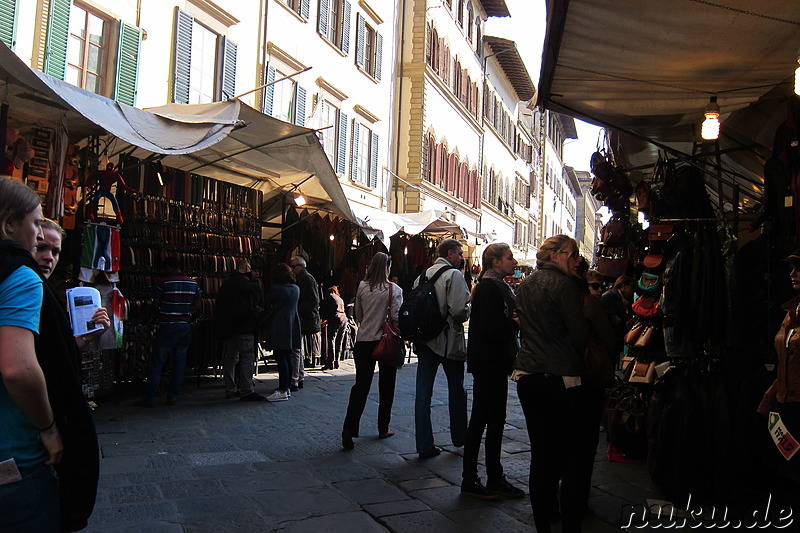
[[624, 321, 645, 345], [628, 361, 656, 384], [648, 224, 673, 241]]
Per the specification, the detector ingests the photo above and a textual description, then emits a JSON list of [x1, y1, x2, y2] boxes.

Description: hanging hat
[[785, 249, 800, 264]]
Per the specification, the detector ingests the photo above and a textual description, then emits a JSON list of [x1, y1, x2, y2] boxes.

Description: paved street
[[85, 356, 663, 532]]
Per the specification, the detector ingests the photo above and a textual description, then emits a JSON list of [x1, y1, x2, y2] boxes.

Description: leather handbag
[[372, 284, 404, 368], [637, 272, 661, 292], [633, 325, 656, 349], [601, 218, 628, 247], [632, 295, 659, 318], [596, 255, 629, 278], [628, 360, 656, 384], [648, 224, 673, 241], [624, 321, 645, 345]]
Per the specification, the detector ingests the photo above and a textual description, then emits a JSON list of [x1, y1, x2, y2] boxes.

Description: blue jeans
[[146, 322, 192, 402], [414, 344, 467, 453], [0, 463, 60, 532], [274, 350, 293, 392]]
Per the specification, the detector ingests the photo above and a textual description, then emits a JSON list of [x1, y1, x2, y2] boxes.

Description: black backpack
[[398, 265, 456, 341]]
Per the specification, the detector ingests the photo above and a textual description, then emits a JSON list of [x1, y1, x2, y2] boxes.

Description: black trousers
[[462, 372, 508, 483], [342, 340, 397, 435], [517, 373, 591, 533]]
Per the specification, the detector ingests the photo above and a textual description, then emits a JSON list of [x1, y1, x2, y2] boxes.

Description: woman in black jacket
[[461, 243, 525, 500]]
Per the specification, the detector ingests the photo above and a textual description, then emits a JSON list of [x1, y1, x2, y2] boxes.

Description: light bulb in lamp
[[701, 97, 720, 141], [293, 194, 306, 206]]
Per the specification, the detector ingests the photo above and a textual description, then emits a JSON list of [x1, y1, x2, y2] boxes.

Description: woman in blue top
[[263, 263, 302, 402], [0, 176, 62, 531]]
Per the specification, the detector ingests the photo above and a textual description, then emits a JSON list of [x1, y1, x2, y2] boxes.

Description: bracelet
[[36, 418, 56, 432]]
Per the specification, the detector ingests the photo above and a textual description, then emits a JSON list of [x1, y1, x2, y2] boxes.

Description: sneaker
[[418, 446, 442, 459], [265, 391, 288, 402], [239, 392, 266, 402], [486, 476, 525, 499], [461, 478, 498, 500]]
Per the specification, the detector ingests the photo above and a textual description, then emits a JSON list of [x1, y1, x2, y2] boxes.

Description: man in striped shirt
[[136, 257, 201, 407]]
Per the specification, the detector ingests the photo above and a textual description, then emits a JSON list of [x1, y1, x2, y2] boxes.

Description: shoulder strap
[[427, 264, 456, 285], [385, 283, 393, 322]]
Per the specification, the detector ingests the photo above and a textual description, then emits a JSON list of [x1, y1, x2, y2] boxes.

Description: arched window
[[474, 18, 482, 51], [456, 0, 464, 27], [429, 28, 439, 71], [466, 3, 474, 42]]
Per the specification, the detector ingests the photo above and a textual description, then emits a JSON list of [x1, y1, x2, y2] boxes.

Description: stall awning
[[351, 205, 463, 248], [0, 43, 353, 222], [537, 0, 800, 207]]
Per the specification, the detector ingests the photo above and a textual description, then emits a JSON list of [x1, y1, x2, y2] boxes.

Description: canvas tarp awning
[[350, 204, 463, 248], [0, 43, 353, 221], [537, 0, 800, 208]]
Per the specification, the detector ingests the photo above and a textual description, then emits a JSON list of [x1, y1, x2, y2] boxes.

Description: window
[[66, 4, 108, 95], [319, 100, 339, 168], [172, 8, 236, 105], [43, 0, 142, 105], [355, 14, 382, 80], [318, 0, 350, 52], [456, 0, 464, 27], [350, 121, 378, 188], [282, 0, 310, 19], [263, 65, 307, 126]]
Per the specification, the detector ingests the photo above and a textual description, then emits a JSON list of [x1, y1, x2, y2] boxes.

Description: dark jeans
[[274, 349, 292, 392], [343, 340, 397, 435], [414, 344, 467, 453], [0, 463, 60, 532], [577, 386, 605, 510], [517, 373, 590, 533], [463, 372, 509, 483], [146, 322, 192, 402]]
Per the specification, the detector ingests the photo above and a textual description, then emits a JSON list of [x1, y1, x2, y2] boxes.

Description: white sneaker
[[265, 391, 288, 402]]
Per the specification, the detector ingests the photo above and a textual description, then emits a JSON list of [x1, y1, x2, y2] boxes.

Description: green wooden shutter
[[294, 85, 306, 126], [341, 0, 351, 54], [114, 22, 142, 106], [0, 0, 18, 50], [264, 64, 276, 115], [44, 0, 71, 80], [336, 111, 347, 175], [172, 8, 193, 104], [355, 13, 365, 68], [300, 0, 310, 20], [317, 0, 329, 36], [374, 32, 383, 80], [350, 120, 359, 181], [369, 131, 378, 188], [221, 36, 237, 100]]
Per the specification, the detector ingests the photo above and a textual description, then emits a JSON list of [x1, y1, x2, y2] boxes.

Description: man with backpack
[[410, 239, 471, 459]]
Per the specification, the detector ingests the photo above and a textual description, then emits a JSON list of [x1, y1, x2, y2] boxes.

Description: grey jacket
[[414, 257, 471, 360], [514, 263, 587, 376]]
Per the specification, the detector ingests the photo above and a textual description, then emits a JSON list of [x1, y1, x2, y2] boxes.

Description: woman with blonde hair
[[513, 235, 589, 533], [341, 252, 403, 450], [461, 243, 525, 500]]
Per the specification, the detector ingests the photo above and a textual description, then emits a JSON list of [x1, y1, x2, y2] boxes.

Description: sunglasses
[[588, 283, 605, 291]]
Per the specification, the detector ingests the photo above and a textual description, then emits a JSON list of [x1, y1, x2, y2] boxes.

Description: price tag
[[769, 412, 800, 461], [786, 196, 793, 208]]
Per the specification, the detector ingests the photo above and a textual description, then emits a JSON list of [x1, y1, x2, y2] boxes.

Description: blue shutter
[[114, 22, 142, 106], [172, 8, 193, 104], [369, 131, 378, 188], [341, 0, 351, 54], [350, 121, 360, 181], [264, 64, 276, 115], [336, 111, 347, 175], [355, 13, 365, 68], [221, 37, 237, 100], [294, 85, 306, 126], [317, 0, 329, 36], [300, 0, 310, 19], [44, 0, 71, 79], [0, 0, 18, 50], [374, 32, 383, 80]]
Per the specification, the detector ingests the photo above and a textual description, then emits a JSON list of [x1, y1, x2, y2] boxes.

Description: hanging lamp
[[701, 96, 720, 141], [794, 55, 800, 96]]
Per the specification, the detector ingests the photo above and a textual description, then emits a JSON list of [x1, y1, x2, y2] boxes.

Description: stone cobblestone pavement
[[84, 356, 663, 532]]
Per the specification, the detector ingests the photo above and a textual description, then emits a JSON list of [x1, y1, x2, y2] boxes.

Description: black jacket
[[467, 277, 518, 376], [514, 263, 588, 376], [0, 240, 99, 531], [215, 271, 261, 337], [296, 268, 321, 334]]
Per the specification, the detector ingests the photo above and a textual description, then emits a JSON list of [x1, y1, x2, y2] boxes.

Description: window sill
[[275, 2, 308, 23], [347, 178, 375, 192], [355, 65, 380, 84], [319, 35, 347, 57]]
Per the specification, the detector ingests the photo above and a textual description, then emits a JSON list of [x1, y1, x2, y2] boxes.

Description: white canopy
[[350, 204, 463, 248], [0, 43, 353, 221]]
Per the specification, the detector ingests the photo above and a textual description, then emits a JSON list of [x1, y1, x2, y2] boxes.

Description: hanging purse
[[632, 295, 659, 318], [628, 360, 656, 384], [624, 321, 645, 345], [637, 272, 661, 293], [648, 224, 673, 241], [633, 325, 656, 349], [372, 284, 404, 368]]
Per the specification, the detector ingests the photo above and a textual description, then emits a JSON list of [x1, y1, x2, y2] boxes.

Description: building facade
[[537, 108, 578, 242]]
